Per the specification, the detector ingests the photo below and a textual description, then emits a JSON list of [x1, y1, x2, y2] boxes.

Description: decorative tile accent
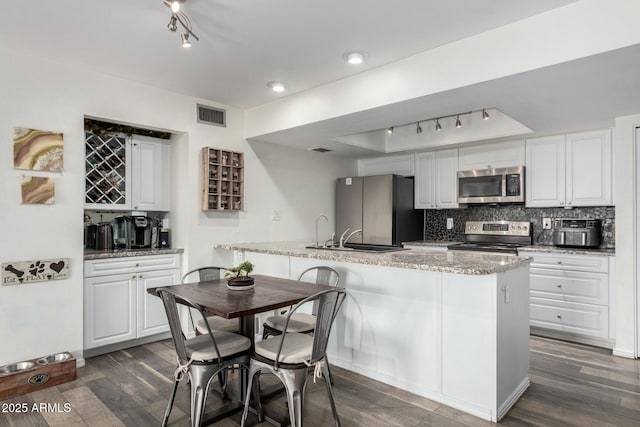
[[13, 127, 64, 172], [424, 205, 615, 248], [21, 176, 55, 204]]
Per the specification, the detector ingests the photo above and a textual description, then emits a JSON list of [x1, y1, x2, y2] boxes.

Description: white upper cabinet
[[458, 140, 525, 171], [526, 129, 612, 208], [526, 135, 566, 207], [131, 136, 170, 211], [415, 149, 458, 209], [566, 130, 613, 207], [357, 154, 414, 176]]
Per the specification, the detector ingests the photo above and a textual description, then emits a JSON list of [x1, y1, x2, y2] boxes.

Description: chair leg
[[321, 360, 341, 427], [241, 365, 264, 426], [189, 365, 218, 427], [281, 368, 308, 427], [162, 378, 180, 427], [218, 369, 228, 400]]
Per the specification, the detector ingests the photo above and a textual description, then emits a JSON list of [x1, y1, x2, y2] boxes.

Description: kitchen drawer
[[84, 254, 181, 277], [530, 268, 608, 305], [519, 252, 608, 273], [530, 297, 608, 339]]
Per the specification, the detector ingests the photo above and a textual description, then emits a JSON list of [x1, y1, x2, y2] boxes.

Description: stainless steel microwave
[[457, 166, 525, 204]]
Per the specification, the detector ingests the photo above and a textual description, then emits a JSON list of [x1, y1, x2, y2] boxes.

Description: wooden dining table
[[147, 273, 335, 425]]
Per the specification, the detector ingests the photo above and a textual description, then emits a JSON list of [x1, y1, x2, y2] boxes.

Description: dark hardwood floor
[[1, 336, 639, 426]]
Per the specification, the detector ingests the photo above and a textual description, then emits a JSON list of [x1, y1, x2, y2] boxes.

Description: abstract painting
[[2, 258, 69, 285], [21, 175, 55, 204], [13, 127, 64, 172]]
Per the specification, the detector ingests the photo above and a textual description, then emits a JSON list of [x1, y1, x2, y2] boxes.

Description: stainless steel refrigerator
[[336, 174, 423, 246]]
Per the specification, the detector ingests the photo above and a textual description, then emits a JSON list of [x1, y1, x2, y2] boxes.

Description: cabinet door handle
[[132, 275, 136, 279], [139, 275, 142, 279], [568, 201, 572, 206], [556, 315, 562, 319], [557, 261, 562, 265], [556, 284, 562, 288], [135, 263, 140, 267]]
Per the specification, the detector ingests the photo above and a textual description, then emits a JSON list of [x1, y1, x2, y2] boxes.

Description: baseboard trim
[[612, 347, 636, 359], [498, 377, 530, 421], [83, 332, 171, 359]]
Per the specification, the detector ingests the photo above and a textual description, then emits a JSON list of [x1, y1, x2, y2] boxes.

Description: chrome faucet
[[339, 228, 362, 248], [314, 215, 328, 248]]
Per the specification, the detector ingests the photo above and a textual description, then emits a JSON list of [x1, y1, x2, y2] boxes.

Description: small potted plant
[[225, 261, 255, 290]]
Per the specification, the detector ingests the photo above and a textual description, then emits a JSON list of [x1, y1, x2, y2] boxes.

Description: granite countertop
[[84, 248, 184, 260], [214, 241, 530, 275], [518, 245, 615, 256]]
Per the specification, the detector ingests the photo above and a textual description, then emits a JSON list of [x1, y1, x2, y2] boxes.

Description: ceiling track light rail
[[385, 109, 491, 135], [163, 0, 199, 47]]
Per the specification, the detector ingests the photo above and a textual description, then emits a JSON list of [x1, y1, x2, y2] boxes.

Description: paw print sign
[[2, 258, 69, 285]]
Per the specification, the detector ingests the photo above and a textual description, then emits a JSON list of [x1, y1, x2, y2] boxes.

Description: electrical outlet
[[446, 218, 454, 230], [271, 210, 281, 221], [542, 218, 552, 230]]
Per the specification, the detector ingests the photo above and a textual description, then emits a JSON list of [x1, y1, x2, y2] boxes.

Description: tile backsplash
[[424, 205, 615, 248]]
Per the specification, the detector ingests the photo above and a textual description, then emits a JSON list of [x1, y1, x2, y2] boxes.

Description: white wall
[[0, 46, 355, 366], [613, 114, 639, 358]]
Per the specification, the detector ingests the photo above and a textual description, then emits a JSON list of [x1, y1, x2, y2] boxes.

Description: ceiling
[[6, 0, 640, 158], [0, 0, 577, 108]]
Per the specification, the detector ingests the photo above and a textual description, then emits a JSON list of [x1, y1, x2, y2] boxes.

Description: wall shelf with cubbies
[[201, 147, 244, 211]]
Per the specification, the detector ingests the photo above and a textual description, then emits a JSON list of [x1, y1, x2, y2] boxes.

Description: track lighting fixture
[[382, 108, 491, 135], [163, 0, 199, 47]]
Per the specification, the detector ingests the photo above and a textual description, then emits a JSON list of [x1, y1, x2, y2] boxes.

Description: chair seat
[[255, 333, 313, 364], [185, 331, 250, 361], [195, 316, 239, 334], [264, 313, 316, 333]]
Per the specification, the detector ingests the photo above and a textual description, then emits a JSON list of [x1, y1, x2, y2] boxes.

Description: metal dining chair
[[241, 288, 347, 427], [182, 267, 240, 334], [157, 287, 251, 427], [262, 266, 340, 339]]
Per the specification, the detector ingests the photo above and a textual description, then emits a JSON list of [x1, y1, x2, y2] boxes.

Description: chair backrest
[[298, 266, 339, 287], [298, 266, 340, 315], [274, 288, 347, 368], [157, 288, 223, 363], [182, 266, 225, 283]]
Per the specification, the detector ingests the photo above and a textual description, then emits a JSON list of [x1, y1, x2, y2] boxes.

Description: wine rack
[[85, 133, 127, 206], [202, 147, 244, 211]]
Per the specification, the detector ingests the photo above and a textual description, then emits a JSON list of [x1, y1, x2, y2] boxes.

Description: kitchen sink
[[305, 244, 409, 253]]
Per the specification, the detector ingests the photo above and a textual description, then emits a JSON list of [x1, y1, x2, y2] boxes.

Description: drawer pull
[[136, 263, 140, 267], [556, 284, 562, 288], [557, 315, 562, 319], [557, 261, 562, 265], [132, 275, 136, 279]]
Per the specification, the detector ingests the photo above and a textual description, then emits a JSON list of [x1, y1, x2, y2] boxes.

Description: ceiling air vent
[[311, 148, 331, 153], [197, 104, 226, 127]]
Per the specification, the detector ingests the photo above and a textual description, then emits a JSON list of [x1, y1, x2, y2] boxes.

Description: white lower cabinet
[[520, 251, 613, 345], [84, 254, 180, 349]]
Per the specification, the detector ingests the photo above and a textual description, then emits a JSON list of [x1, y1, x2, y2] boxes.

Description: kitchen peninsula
[[214, 242, 531, 422]]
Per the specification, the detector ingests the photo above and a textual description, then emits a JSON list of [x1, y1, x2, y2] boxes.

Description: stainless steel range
[[447, 220, 532, 255]]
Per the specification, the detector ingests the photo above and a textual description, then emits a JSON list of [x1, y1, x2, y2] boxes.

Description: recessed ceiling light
[[267, 81, 285, 92], [344, 52, 366, 65]]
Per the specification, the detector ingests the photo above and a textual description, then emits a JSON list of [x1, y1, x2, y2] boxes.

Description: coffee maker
[[112, 216, 154, 249]]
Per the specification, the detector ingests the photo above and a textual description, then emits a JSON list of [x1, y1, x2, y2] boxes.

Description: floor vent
[[197, 104, 226, 127], [311, 148, 331, 153]]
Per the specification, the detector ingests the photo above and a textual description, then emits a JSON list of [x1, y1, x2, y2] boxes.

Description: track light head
[[482, 109, 490, 120], [386, 127, 394, 135], [167, 15, 178, 32], [181, 33, 191, 48], [435, 119, 442, 132], [171, 1, 181, 13], [416, 123, 422, 134], [455, 116, 462, 128]]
